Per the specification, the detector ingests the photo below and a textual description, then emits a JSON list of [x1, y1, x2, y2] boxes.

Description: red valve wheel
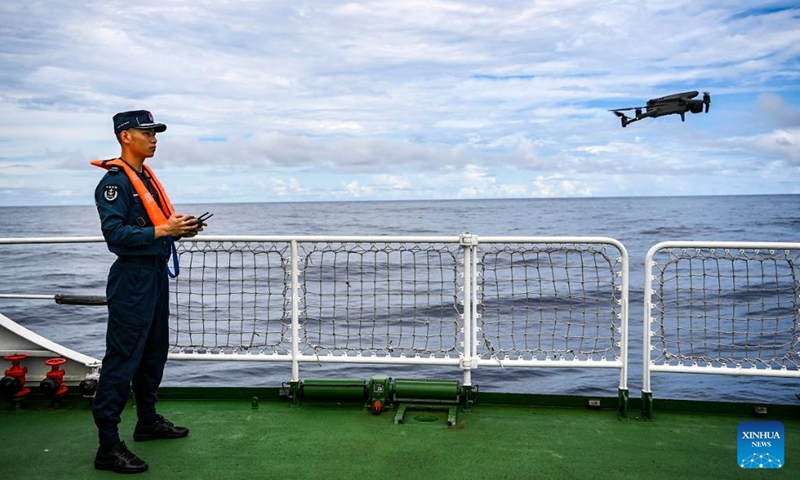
[[4, 353, 28, 362], [45, 357, 67, 367]]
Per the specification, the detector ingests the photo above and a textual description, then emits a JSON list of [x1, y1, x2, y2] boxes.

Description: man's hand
[[183, 218, 206, 238], [155, 214, 202, 239]]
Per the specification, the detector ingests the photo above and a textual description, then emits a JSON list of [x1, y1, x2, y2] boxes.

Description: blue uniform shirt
[[94, 166, 172, 257]]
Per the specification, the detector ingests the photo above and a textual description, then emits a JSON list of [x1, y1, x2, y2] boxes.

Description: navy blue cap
[[113, 110, 167, 134]]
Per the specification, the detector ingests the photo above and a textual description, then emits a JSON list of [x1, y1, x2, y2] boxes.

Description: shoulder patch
[[103, 185, 119, 202], [109, 166, 121, 174]]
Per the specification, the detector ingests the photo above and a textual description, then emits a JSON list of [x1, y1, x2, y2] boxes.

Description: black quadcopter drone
[[609, 91, 711, 127]]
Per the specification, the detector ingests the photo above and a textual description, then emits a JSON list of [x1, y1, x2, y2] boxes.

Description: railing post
[[291, 240, 300, 384], [617, 243, 629, 418], [642, 246, 657, 420], [459, 233, 479, 390]]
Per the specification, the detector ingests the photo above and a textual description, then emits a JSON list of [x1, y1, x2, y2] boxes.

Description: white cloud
[[0, 1, 798, 205], [341, 180, 373, 198], [273, 177, 309, 197], [372, 174, 412, 190], [757, 93, 800, 127], [749, 129, 800, 166], [533, 174, 594, 198]]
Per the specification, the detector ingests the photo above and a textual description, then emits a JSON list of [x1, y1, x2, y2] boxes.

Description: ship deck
[[1, 389, 798, 480]]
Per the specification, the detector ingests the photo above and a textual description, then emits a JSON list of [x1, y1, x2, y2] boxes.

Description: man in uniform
[[91, 110, 203, 474]]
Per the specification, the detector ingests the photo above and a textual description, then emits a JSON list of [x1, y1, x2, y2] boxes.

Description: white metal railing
[[643, 241, 800, 414], [472, 237, 628, 392], [4, 236, 799, 407], [0, 235, 629, 396]]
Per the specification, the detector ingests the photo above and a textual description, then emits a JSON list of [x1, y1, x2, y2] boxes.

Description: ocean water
[[1, 195, 798, 404]]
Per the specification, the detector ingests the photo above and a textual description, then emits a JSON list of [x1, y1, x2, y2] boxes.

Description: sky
[[1, 1, 799, 206]]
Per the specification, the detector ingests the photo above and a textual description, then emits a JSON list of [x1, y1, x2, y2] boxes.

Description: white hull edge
[[0, 311, 100, 385]]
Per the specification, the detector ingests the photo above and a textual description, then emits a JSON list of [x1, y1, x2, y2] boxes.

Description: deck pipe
[[295, 377, 463, 410], [393, 379, 460, 403], [300, 379, 367, 401]]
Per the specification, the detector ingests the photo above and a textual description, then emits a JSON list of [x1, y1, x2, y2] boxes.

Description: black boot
[[133, 414, 189, 441], [94, 441, 148, 474]]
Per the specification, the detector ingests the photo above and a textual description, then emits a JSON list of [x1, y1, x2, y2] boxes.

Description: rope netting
[[171, 241, 291, 354], [649, 247, 799, 370], [170, 238, 626, 365], [477, 242, 624, 362]]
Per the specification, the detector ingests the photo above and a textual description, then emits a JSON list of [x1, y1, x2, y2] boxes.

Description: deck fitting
[[394, 403, 458, 426]]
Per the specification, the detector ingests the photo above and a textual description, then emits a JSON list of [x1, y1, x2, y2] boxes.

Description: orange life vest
[[91, 158, 175, 225]]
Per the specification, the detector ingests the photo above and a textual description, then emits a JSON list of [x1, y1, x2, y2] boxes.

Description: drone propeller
[[610, 107, 643, 117], [703, 92, 711, 113]]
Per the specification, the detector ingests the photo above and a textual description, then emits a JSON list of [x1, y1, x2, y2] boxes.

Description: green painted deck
[[1, 390, 798, 480]]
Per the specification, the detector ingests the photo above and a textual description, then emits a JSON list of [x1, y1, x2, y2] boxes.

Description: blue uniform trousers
[[92, 255, 170, 447]]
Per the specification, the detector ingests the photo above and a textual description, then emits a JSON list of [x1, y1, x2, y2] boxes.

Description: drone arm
[[611, 110, 634, 127]]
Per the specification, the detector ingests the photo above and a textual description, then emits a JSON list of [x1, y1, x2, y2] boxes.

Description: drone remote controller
[[194, 212, 213, 229]]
